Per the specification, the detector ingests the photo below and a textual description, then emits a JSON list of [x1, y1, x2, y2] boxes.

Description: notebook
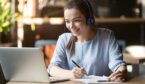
[[0, 47, 69, 83]]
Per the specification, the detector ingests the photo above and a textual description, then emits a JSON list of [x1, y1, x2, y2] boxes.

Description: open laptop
[[0, 47, 69, 83]]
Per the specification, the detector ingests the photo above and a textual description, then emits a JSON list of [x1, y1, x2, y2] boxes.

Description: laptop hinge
[[0, 64, 6, 84]]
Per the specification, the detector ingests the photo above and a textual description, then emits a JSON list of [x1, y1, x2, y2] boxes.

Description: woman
[[48, 0, 126, 82]]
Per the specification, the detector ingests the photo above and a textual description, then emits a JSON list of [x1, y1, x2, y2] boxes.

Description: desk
[[7, 76, 145, 84]]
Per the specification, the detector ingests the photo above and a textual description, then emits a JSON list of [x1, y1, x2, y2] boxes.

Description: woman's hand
[[108, 66, 126, 82], [71, 67, 86, 78]]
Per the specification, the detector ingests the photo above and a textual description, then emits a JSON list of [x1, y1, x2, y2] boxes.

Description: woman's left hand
[[108, 66, 126, 82]]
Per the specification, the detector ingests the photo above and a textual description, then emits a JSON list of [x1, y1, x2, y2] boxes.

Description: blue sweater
[[48, 28, 125, 76]]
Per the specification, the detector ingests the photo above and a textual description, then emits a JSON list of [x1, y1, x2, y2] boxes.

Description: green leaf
[[2, 21, 10, 27], [0, 0, 17, 32]]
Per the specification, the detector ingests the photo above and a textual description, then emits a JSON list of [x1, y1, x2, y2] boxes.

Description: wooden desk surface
[[54, 77, 145, 84], [7, 76, 145, 84]]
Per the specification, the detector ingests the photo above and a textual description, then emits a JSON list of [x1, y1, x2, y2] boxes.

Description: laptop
[[0, 47, 69, 83]]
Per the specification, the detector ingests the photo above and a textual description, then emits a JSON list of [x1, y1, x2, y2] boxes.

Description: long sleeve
[[48, 34, 69, 70], [108, 31, 125, 72]]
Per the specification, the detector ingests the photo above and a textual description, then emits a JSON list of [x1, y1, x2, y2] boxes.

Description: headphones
[[83, 0, 95, 25]]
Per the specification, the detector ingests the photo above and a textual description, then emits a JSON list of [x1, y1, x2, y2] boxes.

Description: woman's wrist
[[117, 65, 126, 73]]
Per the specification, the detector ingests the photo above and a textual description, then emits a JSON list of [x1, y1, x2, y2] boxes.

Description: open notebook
[[0, 47, 69, 83], [72, 75, 108, 83]]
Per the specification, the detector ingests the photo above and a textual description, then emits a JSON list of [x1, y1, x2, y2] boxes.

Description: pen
[[72, 60, 88, 76], [72, 60, 81, 68]]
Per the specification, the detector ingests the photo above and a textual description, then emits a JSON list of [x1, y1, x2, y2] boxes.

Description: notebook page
[[72, 75, 108, 83]]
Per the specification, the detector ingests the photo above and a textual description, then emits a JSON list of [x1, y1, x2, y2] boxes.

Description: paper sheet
[[72, 75, 108, 83]]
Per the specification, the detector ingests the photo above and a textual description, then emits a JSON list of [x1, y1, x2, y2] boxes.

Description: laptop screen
[[0, 47, 49, 83]]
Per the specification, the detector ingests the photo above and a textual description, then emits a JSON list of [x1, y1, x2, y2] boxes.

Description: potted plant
[[0, 0, 18, 43]]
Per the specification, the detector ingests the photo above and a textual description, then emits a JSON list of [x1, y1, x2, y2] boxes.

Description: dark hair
[[65, 0, 95, 55], [64, 0, 95, 25]]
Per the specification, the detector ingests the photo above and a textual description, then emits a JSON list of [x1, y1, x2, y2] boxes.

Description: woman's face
[[64, 8, 88, 37]]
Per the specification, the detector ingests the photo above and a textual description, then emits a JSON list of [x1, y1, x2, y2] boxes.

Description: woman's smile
[[71, 27, 80, 35]]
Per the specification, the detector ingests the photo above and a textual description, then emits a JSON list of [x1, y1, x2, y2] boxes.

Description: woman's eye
[[74, 20, 81, 23], [65, 21, 69, 23]]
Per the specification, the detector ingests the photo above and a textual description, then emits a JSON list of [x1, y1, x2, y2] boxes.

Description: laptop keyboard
[[50, 77, 70, 83]]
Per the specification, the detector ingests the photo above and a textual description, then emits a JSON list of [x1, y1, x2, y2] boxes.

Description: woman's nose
[[69, 22, 75, 29]]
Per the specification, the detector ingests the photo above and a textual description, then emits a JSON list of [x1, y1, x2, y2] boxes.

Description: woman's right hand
[[71, 67, 86, 78]]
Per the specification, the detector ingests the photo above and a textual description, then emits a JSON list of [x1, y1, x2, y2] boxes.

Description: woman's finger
[[74, 70, 84, 78], [108, 71, 124, 81], [108, 71, 121, 80], [72, 67, 85, 78], [109, 73, 123, 81], [80, 68, 86, 74]]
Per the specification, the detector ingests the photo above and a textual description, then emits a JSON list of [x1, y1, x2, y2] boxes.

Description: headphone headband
[[83, 0, 95, 25]]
